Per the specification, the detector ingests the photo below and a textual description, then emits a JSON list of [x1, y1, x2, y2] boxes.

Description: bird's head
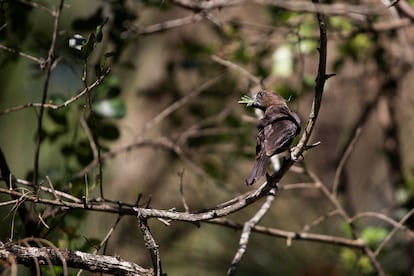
[[239, 90, 286, 112]]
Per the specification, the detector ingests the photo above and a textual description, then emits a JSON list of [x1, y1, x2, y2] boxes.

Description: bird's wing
[[255, 128, 264, 156], [262, 106, 300, 156]]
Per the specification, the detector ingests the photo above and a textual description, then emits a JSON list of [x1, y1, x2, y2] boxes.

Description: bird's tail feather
[[245, 155, 269, 185]]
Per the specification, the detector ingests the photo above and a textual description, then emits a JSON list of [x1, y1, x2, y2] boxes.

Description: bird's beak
[[238, 95, 256, 107]]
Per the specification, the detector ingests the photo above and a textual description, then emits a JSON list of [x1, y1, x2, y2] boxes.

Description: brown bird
[[241, 91, 301, 185]]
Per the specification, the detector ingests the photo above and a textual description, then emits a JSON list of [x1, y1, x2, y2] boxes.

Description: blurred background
[[1, 0, 414, 275]]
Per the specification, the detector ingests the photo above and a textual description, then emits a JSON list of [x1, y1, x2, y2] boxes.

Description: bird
[[240, 90, 301, 185]]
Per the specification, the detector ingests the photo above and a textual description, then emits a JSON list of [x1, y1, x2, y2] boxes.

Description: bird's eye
[[257, 91, 264, 98]]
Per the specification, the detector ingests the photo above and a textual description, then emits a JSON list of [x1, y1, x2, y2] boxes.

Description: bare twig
[[208, 218, 365, 248], [211, 55, 262, 85], [76, 215, 124, 276], [17, 0, 54, 15], [332, 127, 362, 198], [80, 116, 99, 160], [178, 170, 190, 213], [82, 61, 104, 199], [0, 148, 31, 231], [0, 44, 45, 67], [0, 199, 19, 207], [290, 3, 330, 161], [227, 190, 276, 275], [300, 209, 341, 232], [253, 0, 385, 19], [351, 211, 414, 239], [77, 137, 178, 176], [137, 214, 163, 276], [140, 75, 222, 134], [0, 243, 151, 275], [375, 208, 414, 256], [306, 168, 386, 276], [124, 13, 204, 37], [170, 0, 385, 18], [14, 178, 81, 203], [33, 0, 65, 190], [0, 69, 110, 117]]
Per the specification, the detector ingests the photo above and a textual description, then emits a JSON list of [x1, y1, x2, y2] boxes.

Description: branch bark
[[0, 243, 152, 275]]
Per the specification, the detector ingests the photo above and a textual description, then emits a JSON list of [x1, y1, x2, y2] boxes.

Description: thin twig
[[351, 211, 414, 239], [0, 69, 110, 117], [82, 61, 104, 199], [0, 199, 19, 207], [227, 189, 276, 275], [300, 209, 341, 232], [139, 75, 222, 134], [306, 167, 386, 276], [211, 55, 262, 85], [17, 0, 55, 15], [44, 176, 62, 203], [124, 13, 204, 37], [208, 218, 365, 248], [332, 127, 362, 198], [77, 137, 178, 176], [137, 214, 163, 276], [374, 208, 414, 256], [80, 116, 99, 160], [14, 178, 81, 203], [76, 215, 123, 276], [290, 3, 330, 161], [178, 170, 190, 213], [171, 0, 385, 18], [0, 44, 45, 67], [33, 0, 65, 191]]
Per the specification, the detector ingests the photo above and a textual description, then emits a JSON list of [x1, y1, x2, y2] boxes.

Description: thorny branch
[[0, 243, 152, 275], [137, 214, 163, 276], [0, 182, 372, 247]]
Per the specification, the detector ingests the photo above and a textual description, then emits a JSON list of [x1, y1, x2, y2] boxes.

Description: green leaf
[[98, 123, 120, 140], [92, 98, 126, 119], [81, 32, 96, 59], [361, 227, 388, 248], [95, 17, 109, 43], [330, 16, 354, 33], [95, 51, 114, 76], [238, 95, 254, 105]]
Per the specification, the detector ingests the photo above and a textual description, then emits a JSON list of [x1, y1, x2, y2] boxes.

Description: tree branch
[[0, 243, 152, 275], [227, 190, 276, 275]]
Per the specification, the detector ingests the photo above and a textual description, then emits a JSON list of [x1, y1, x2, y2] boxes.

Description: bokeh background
[[1, 0, 414, 275]]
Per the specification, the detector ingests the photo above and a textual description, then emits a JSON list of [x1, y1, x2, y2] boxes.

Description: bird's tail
[[245, 154, 269, 185]]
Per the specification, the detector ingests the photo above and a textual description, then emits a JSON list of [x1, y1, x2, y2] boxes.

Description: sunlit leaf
[[272, 45, 293, 77], [361, 227, 388, 248], [92, 98, 126, 119]]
